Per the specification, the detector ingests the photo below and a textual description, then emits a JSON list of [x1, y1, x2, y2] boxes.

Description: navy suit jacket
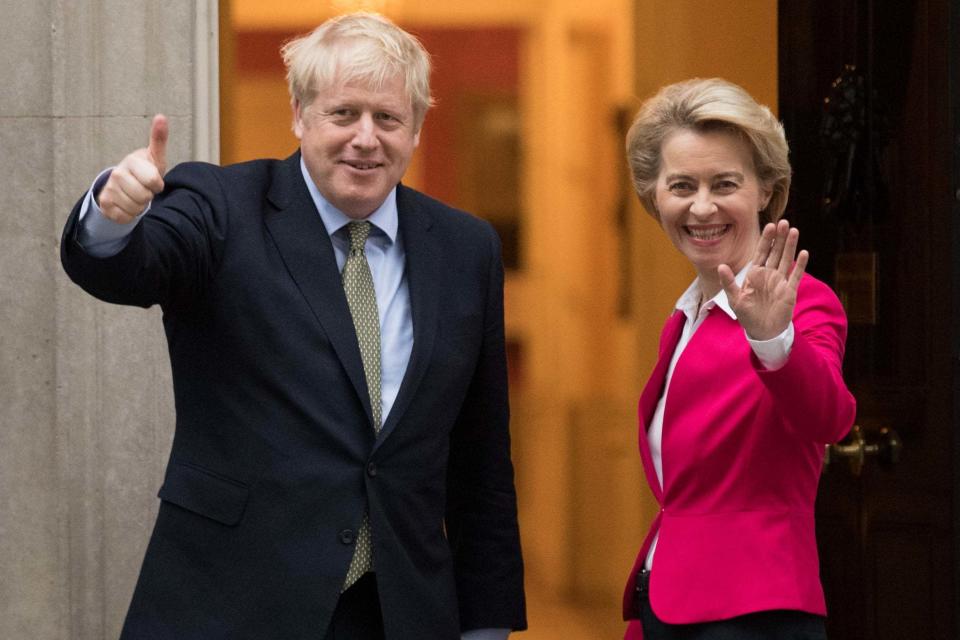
[[60, 152, 526, 639]]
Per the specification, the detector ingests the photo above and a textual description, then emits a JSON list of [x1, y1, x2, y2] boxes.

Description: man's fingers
[[148, 114, 168, 176], [99, 153, 159, 222], [115, 165, 158, 204], [127, 152, 165, 194], [95, 117, 168, 224], [100, 185, 146, 223]]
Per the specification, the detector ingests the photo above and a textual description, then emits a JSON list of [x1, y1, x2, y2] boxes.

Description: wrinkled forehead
[[304, 73, 413, 116], [659, 126, 758, 174], [322, 68, 409, 96]]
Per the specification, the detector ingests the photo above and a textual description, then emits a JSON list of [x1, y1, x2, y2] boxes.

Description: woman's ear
[[759, 184, 773, 212], [645, 194, 661, 222]]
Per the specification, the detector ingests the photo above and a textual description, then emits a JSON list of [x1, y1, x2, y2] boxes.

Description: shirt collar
[[675, 263, 752, 321], [300, 156, 399, 243]]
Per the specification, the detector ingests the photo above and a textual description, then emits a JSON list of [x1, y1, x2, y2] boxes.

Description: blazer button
[[367, 462, 377, 477], [339, 529, 355, 545]]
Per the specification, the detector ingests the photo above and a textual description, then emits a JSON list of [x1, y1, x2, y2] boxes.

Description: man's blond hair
[[281, 13, 434, 130]]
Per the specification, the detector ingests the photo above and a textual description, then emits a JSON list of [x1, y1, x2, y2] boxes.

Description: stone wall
[[0, 2, 217, 637]]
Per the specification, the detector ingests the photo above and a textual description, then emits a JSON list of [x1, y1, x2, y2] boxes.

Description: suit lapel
[[374, 185, 440, 450], [262, 153, 373, 424], [637, 310, 685, 501]]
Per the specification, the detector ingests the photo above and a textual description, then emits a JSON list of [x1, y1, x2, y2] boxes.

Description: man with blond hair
[[61, 13, 525, 640]]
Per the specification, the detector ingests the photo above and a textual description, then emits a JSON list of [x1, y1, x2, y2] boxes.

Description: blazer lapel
[[262, 153, 373, 423], [374, 185, 440, 450], [637, 310, 685, 501]]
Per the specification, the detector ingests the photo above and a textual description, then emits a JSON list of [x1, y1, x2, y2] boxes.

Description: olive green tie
[[341, 221, 382, 590]]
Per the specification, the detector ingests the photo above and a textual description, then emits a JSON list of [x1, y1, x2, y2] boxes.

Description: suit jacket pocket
[[158, 460, 250, 526]]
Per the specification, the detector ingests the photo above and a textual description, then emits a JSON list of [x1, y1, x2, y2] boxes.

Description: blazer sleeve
[[754, 275, 856, 443], [60, 162, 229, 310], [444, 225, 527, 632]]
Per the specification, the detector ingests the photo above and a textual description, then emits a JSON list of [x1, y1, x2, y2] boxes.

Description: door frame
[[951, 0, 960, 632]]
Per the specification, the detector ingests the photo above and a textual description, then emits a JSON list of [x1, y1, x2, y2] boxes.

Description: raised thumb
[[148, 114, 169, 175]]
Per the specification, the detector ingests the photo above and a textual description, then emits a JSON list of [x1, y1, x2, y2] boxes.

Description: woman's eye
[[714, 181, 739, 193], [669, 182, 694, 193]]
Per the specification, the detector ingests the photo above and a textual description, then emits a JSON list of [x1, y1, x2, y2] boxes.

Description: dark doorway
[[778, 0, 958, 638]]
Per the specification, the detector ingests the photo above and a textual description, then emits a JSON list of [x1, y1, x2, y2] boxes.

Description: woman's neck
[[697, 272, 722, 304]]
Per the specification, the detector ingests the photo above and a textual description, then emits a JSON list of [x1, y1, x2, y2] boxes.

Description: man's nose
[[351, 113, 379, 150]]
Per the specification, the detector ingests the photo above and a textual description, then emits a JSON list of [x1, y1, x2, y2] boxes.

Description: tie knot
[[347, 221, 372, 254]]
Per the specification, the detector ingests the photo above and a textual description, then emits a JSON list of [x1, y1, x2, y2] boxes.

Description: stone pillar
[[0, 2, 218, 638]]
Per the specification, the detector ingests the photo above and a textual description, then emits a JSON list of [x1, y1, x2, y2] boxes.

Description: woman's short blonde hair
[[281, 13, 434, 130], [625, 78, 791, 225]]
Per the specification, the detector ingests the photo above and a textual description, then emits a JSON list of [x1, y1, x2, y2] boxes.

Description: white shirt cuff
[[77, 168, 151, 257], [747, 322, 794, 371]]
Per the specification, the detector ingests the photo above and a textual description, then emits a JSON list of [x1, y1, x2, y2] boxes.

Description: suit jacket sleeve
[[754, 275, 856, 443], [61, 162, 229, 310], [444, 226, 527, 632]]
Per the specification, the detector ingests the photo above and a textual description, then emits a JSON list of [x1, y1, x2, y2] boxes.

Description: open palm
[[718, 220, 809, 341]]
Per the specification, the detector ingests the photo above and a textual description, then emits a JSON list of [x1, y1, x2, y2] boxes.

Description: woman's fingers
[[788, 249, 809, 288], [765, 219, 789, 268], [779, 226, 800, 277], [756, 220, 803, 280], [718, 263, 740, 301], [753, 222, 777, 265]]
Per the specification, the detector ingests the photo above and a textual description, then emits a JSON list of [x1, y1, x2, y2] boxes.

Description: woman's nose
[[689, 190, 718, 217]]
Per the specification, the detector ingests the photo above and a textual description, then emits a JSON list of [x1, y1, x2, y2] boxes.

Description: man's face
[[294, 75, 420, 219]]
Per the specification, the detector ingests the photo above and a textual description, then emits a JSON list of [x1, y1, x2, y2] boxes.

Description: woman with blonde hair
[[622, 78, 855, 639]]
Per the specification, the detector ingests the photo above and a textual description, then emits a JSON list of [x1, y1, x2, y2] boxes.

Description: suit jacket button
[[367, 462, 377, 477], [339, 529, 355, 545]]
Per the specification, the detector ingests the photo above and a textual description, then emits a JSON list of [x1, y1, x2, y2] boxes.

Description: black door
[[778, 0, 958, 638]]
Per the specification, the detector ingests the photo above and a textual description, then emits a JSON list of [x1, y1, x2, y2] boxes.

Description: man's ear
[[292, 99, 305, 139]]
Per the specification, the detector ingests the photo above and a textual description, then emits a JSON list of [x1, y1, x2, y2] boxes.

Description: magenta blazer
[[623, 274, 856, 638]]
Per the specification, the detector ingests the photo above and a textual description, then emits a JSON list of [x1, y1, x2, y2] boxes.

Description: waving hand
[[718, 220, 809, 341]]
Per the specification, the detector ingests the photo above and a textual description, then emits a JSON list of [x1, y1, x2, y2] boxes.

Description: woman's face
[[654, 128, 772, 286]]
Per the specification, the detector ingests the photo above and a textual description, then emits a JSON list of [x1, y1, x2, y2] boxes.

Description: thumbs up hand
[[98, 115, 169, 224]]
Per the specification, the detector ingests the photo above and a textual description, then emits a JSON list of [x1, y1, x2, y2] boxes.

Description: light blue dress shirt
[[77, 163, 511, 640], [298, 158, 412, 424]]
